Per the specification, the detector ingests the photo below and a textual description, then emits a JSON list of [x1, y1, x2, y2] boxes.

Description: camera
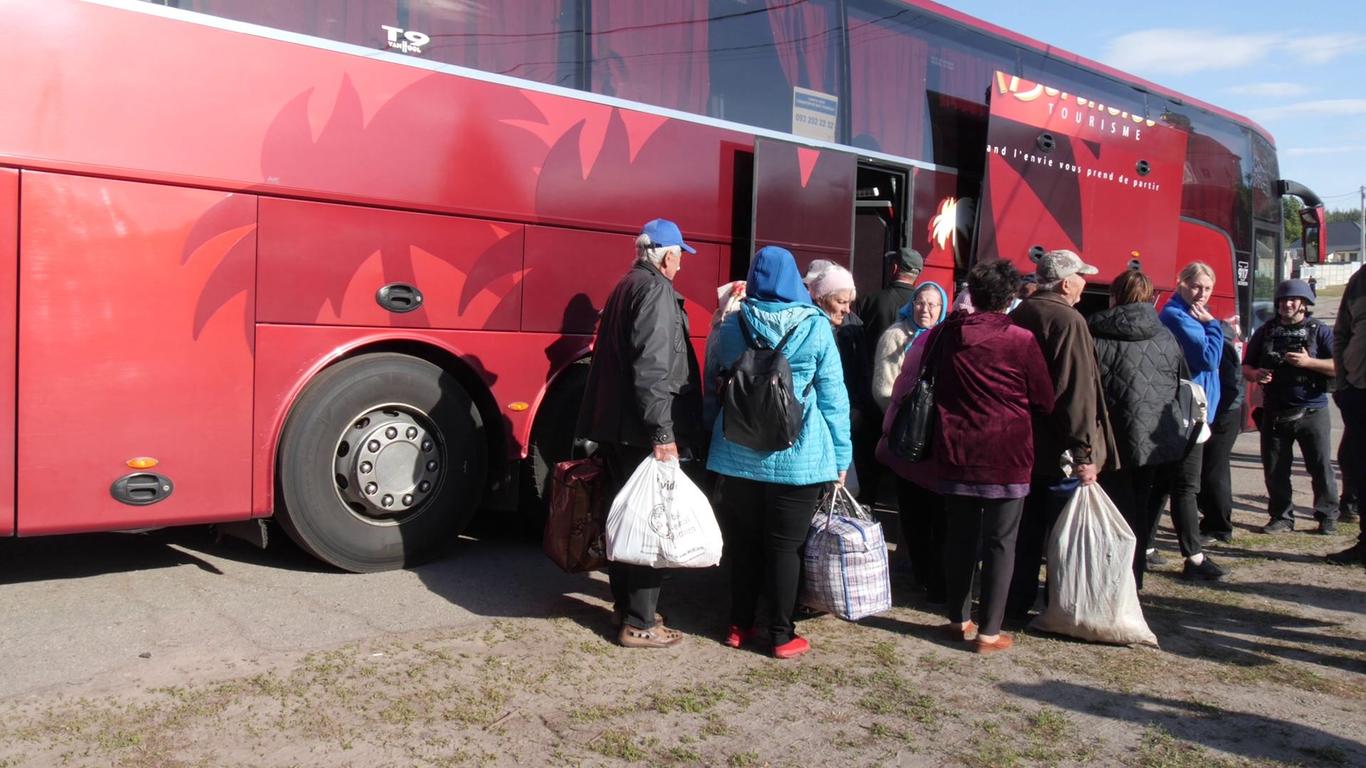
[[1263, 335, 1307, 368]]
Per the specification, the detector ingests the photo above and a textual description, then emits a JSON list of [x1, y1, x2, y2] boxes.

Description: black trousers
[[1005, 477, 1076, 618], [1149, 441, 1206, 558], [717, 476, 822, 645], [1197, 405, 1241, 537], [1333, 387, 1366, 547], [1262, 406, 1339, 523], [599, 443, 664, 630], [1099, 464, 1162, 589], [1337, 432, 1357, 514], [895, 478, 946, 600], [943, 495, 1024, 636]]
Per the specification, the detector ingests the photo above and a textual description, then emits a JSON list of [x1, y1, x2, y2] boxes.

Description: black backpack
[[720, 313, 813, 452]]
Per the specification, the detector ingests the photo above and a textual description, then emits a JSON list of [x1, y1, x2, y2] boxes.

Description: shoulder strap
[[737, 312, 763, 350], [919, 323, 948, 382]]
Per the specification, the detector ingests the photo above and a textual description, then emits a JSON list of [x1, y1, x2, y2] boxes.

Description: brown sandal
[[618, 622, 683, 649]]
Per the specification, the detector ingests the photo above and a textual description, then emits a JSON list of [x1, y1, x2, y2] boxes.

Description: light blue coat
[[704, 300, 852, 484]]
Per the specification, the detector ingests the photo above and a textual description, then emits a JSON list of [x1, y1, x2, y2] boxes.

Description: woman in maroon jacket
[[916, 260, 1053, 653]]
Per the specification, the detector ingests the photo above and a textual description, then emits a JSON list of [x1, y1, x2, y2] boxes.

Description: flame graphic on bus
[[929, 196, 975, 268]]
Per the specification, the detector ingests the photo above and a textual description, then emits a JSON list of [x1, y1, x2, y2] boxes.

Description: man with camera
[[1243, 279, 1339, 534]]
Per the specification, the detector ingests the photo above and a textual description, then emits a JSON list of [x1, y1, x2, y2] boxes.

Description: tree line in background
[[1283, 198, 1361, 245]]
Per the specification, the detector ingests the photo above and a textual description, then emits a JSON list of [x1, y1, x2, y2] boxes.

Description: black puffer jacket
[[1088, 302, 1188, 467], [576, 261, 703, 449]]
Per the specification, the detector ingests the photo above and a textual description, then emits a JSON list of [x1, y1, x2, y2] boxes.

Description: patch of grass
[[728, 751, 760, 766], [965, 719, 1021, 768], [568, 703, 629, 724], [650, 684, 729, 714], [1298, 744, 1348, 766], [868, 639, 900, 668], [594, 729, 647, 761], [701, 713, 734, 738], [1134, 724, 1243, 768], [855, 670, 940, 725], [1030, 708, 1071, 741], [661, 743, 703, 763]]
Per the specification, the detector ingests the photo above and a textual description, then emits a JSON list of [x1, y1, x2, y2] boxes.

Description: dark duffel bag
[[544, 456, 608, 573]]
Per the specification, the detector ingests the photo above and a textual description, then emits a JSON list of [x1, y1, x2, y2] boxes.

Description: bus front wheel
[[277, 353, 486, 572]]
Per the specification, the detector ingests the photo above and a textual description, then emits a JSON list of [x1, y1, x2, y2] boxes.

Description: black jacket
[[1214, 320, 1244, 421], [835, 313, 877, 432], [855, 281, 918, 351], [576, 260, 703, 449], [1089, 302, 1188, 468]]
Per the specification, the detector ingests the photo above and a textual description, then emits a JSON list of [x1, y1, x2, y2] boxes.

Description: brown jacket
[[1011, 291, 1118, 478], [1334, 266, 1366, 390]]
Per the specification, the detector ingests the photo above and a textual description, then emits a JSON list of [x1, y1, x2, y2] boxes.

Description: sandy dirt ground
[[0, 434, 1362, 768]]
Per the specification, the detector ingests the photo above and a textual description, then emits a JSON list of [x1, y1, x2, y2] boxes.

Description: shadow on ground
[[1001, 679, 1366, 766]]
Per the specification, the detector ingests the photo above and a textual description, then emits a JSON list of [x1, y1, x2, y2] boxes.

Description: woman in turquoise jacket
[[705, 245, 851, 659]]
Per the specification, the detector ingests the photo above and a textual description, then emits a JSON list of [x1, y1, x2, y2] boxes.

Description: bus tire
[[519, 360, 589, 533], [277, 353, 486, 572]]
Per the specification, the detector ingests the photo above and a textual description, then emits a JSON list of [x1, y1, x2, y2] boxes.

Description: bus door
[[853, 162, 911, 296], [752, 138, 857, 286], [0, 169, 15, 537], [972, 72, 1188, 312]]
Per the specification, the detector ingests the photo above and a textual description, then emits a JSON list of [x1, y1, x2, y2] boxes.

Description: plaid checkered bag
[[800, 485, 892, 621]]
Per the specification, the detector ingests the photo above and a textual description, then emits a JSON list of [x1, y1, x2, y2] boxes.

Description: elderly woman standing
[[902, 260, 1053, 653], [806, 263, 879, 501], [871, 281, 948, 601], [706, 246, 851, 659]]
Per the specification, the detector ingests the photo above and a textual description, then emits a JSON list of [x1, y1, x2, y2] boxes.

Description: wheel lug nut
[[406, 427, 418, 439], [365, 483, 378, 495], [359, 461, 372, 473], [402, 494, 413, 506], [422, 441, 432, 452], [418, 481, 431, 492], [426, 460, 438, 471], [382, 495, 394, 507], [367, 440, 381, 452], [385, 426, 398, 439]]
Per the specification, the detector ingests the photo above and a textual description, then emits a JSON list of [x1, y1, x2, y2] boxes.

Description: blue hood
[[895, 281, 948, 344], [746, 246, 811, 304]]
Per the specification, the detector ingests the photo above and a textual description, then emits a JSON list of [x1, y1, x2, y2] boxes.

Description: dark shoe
[[972, 632, 1014, 654], [1181, 556, 1226, 581], [1316, 519, 1338, 535], [1199, 531, 1233, 545], [1145, 550, 1168, 567], [937, 621, 977, 642], [1260, 519, 1294, 534], [772, 635, 810, 659], [1325, 544, 1365, 565], [618, 622, 682, 649], [1339, 508, 1360, 523], [723, 625, 757, 649]]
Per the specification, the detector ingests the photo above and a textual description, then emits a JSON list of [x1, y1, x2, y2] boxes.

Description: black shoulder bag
[[888, 327, 946, 463]]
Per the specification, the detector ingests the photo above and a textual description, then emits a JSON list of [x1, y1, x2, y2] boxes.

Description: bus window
[[161, 1, 584, 88], [1252, 229, 1279, 327], [705, 0, 843, 138], [846, 2, 929, 159], [589, 2, 711, 114]]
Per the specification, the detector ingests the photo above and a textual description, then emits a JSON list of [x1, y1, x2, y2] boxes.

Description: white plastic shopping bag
[[800, 484, 892, 621], [605, 458, 723, 568], [1029, 483, 1158, 647]]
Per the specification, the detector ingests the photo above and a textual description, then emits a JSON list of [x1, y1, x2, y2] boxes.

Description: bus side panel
[[251, 326, 557, 518], [0, 169, 15, 537], [17, 173, 256, 535], [911, 167, 962, 296], [257, 199, 524, 330], [1177, 219, 1238, 322], [521, 226, 723, 339]]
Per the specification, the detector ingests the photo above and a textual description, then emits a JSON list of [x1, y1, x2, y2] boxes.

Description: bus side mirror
[[1303, 225, 1320, 264]]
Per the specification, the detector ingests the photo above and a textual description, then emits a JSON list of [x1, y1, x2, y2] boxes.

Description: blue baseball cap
[[641, 218, 696, 254]]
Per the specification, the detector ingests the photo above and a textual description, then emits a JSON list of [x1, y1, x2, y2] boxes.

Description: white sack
[[1029, 483, 1158, 647], [605, 458, 722, 568]]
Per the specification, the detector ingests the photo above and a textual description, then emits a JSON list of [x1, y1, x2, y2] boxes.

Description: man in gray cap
[[1243, 278, 1338, 534], [856, 247, 925, 348], [1006, 249, 1119, 620]]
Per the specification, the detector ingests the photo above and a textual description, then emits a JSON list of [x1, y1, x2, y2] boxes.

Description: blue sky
[[945, 0, 1366, 214]]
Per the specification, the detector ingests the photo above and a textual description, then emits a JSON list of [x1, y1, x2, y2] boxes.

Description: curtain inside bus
[[846, 5, 927, 159], [589, 2, 710, 114]]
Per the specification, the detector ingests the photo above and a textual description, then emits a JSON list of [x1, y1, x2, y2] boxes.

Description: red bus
[[0, 0, 1324, 571]]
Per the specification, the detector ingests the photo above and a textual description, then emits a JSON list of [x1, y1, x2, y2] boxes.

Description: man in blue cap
[[1243, 278, 1339, 534], [577, 218, 704, 648]]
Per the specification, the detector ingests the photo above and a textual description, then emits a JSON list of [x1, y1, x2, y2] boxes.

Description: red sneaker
[[723, 625, 757, 649], [772, 635, 811, 659]]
